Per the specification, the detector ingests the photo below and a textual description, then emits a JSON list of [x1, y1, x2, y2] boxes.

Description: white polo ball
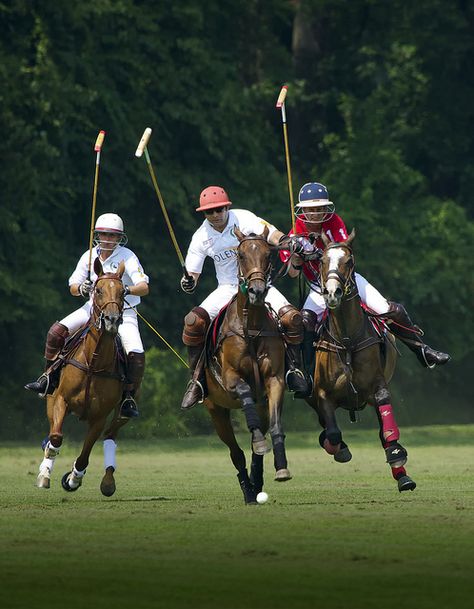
[[256, 491, 268, 504]]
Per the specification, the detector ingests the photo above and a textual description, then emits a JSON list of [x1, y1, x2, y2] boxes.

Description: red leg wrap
[[378, 404, 400, 443], [391, 465, 407, 480]]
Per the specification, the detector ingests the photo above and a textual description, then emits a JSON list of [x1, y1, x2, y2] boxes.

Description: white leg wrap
[[44, 441, 60, 459], [67, 461, 86, 489], [39, 457, 55, 474], [103, 439, 117, 471]]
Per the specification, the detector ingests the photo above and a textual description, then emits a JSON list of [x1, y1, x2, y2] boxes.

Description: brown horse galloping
[[307, 230, 416, 492], [37, 258, 130, 496], [204, 227, 291, 504]]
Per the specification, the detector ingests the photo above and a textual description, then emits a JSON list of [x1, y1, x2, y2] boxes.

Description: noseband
[[237, 235, 272, 295], [91, 273, 124, 330]]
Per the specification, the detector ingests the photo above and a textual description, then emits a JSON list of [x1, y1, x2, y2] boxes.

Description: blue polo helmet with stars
[[296, 182, 335, 223]]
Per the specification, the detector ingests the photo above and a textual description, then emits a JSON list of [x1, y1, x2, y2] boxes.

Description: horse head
[[235, 225, 271, 305], [320, 229, 356, 309], [92, 258, 126, 335]]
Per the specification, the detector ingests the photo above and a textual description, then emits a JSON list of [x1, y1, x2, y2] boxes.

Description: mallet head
[[135, 128, 152, 157]]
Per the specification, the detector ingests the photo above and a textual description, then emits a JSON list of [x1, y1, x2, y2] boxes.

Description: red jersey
[[280, 214, 349, 282]]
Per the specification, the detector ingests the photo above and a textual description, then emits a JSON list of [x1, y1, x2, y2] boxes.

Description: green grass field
[[0, 425, 473, 609]]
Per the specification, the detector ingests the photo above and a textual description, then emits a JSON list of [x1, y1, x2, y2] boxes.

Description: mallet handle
[[135, 127, 152, 158], [88, 130, 106, 279]]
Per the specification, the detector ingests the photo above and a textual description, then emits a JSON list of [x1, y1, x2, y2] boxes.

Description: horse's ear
[[262, 225, 269, 240], [345, 228, 356, 246], [94, 257, 103, 277], [117, 260, 125, 278], [320, 231, 330, 248], [234, 225, 245, 242]]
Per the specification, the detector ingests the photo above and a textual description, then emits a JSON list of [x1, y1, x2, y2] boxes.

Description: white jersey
[[185, 209, 278, 285], [68, 246, 149, 309]]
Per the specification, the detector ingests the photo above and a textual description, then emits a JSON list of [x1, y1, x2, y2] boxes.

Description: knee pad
[[182, 306, 210, 347], [278, 305, 304, 344], [45, 322, 69, 360]]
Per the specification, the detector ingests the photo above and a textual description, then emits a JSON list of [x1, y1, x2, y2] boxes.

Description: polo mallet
[[87, 130, 106, 280], [135, 128, 191, 279], [276, 86, 296, 232]]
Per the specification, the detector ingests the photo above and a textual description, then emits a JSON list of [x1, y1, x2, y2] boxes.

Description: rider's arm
[[127, 281, 149, 297], [287, 254, 303, 278], [70, 284, 82, 297]]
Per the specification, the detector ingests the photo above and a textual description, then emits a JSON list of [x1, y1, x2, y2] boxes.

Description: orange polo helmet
[[196, 186, 232, 212]]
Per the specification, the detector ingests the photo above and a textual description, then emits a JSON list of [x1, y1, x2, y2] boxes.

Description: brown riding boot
[[181, 306, 210, 411], [278, 305, 312, 398], [119, 352, 146, 419], [385, 302, 451, 369], [24, 322, 69, 396], [181, 345, 205, 410]]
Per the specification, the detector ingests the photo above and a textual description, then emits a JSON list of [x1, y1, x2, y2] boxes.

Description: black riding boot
[[25, 322, 69, 396], [285, 344, 312, 398], [386, 302, 451, 368], [120, 352, 145, 419], [181, 345, 205, 410], [24, 360, 54, 396]]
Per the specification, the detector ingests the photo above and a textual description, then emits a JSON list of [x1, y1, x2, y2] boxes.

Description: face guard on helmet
[[295, 182, 335, 224], [93, 213, 128, 251]]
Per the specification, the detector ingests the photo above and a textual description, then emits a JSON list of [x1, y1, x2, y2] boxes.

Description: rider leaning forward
[[25, 213, 149, 419], [179, 185, 312, 410], [282, 181, 450, 371]]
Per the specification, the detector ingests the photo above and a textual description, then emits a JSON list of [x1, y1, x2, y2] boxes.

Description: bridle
[[91, 273, 124, 330], [320, 242, 357, 301], [237, 235, 272, 296]]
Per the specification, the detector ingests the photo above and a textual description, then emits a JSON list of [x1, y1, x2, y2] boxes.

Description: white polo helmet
[[93, 213, 128, 250]]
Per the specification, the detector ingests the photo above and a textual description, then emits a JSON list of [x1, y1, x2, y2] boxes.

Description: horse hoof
[[398, 475, 416, 492], [36, 472, 50, 489], [334, 445, 352, 463], [274, 468, 292, 482], [251, 429, 271, 455], [100, 469, 116, 497], [61, 471, 80, 492]]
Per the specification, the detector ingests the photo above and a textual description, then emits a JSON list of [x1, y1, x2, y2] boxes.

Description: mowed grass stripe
[[0, 425, 472, 609]]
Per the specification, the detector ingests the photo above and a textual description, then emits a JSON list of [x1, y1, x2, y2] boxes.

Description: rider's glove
[[180, 275, 196, 294], [79, 279, 93, 298]]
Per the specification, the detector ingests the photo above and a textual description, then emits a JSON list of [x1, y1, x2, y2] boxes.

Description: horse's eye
[[95, 288, 102, 296]]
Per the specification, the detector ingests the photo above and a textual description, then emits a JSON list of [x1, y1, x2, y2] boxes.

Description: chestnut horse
[[307, 230, 416, 492], [37, 258, 130, 496], [204, 227, 291, 504]]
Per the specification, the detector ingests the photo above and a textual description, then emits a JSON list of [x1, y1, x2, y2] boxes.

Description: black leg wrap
[[326, 429, 342, 446], [249, 454, 264, 494], [236, 385, 260, 431], [272, 440, 288, 472], [237, 470, 257, 504]]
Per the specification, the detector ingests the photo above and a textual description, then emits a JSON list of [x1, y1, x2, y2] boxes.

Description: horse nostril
[[335, 287, 343, 298]]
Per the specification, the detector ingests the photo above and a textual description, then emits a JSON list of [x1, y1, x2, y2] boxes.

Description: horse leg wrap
[[272, 435, 288, 471], [103, 439, 117, 471], [250, 454, 264, 494], [237, 469, 257, 504], [44, 441, 60, 459], [377, 404, 400, 443], [236, 385, 260, 431], [390, 465, 407, 481]]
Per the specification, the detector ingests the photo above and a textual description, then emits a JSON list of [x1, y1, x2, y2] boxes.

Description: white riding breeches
[[60, 304, 144, 353], [303, 272, 390, 320], [199, 284, 291, 321]]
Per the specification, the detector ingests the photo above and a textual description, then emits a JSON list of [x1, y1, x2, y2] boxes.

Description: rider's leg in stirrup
[[278, 305, 312, 398], [384, 302, 451, 368], [25, 322, 69, 396], [181, 307, 210, 411], [119, 351, 145, 419]]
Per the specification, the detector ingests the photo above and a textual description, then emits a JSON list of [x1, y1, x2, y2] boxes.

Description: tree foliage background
[[1, 0, 472, 439]]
